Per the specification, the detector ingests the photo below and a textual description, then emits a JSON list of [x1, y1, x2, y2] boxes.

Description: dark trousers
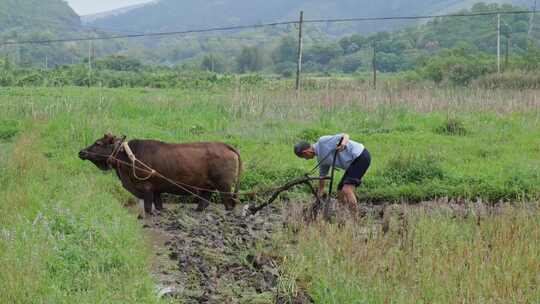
[[338, 148, 371, 190]]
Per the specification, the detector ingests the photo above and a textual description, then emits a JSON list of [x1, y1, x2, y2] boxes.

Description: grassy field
[[1, 84, 539, 303], [279, 201, 540, 303]]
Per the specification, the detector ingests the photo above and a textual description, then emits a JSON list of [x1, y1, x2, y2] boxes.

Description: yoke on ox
[[79, 134, 242, 215]]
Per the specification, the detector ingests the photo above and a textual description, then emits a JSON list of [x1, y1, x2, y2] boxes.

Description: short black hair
[[294, 141, 311, 157]]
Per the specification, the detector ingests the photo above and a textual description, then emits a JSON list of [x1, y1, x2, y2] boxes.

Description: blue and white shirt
[[313, 134, 365, 177]]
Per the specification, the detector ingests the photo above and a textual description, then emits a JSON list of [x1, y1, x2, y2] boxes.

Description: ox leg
[[154, 192, 164, 211], [223, 193, 237, 211], [218, 184, 236, 211], [195, 192, 212, 212], [137, 199, 145, 219], [143, 191, 154, 215]]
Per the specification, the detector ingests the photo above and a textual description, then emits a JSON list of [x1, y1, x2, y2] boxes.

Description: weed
[[436, 117, 468, 135], [0, 120, 20, 142]]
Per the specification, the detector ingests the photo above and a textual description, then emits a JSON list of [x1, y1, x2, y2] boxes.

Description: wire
[[303, 10, 539, 24], [0, 21, 298, 46], [0, 10, 538, 46]]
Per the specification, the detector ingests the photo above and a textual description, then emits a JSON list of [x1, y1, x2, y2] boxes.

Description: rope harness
[[122, 141, 156, 181]]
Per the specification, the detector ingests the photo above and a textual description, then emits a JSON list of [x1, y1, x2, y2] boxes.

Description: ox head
[[79, 133, 124, 171]]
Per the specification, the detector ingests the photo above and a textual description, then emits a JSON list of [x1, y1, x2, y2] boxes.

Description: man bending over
[[294, 133, 371, 214]]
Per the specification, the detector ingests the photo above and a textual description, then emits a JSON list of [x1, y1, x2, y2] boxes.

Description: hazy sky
[[66, 0, 154, 15]]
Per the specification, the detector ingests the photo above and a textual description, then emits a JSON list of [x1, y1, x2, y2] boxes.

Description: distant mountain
[[0, 0, 81, 32], [86, 0, 532, 34], [82, 1, 159, 24], [0, 0, 125, 67]]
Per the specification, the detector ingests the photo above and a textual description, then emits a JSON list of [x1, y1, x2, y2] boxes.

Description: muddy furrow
[[143, 202, 287, 304]]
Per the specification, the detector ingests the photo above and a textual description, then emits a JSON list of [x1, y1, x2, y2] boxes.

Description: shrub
[[297, 128, 326, 142], [384, 153, 445, 184], [0, 120, 20, 142], [436, 117, 468, 136], [274, 62, 296, 78], [420, 47, 492, 86]]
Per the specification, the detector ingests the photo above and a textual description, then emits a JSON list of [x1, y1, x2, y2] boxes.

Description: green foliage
[[513, 42, 540, 71], [339, 34, 366, 54], [436, 117, 468, 135], [297, 128, 325, 142], [341, 53, 363, 73], [237, 46, 264, 73], [94, 55, 142, 72], [274, 61, 297, 78], [1, 2, 538, 84], [0, 0, 80, 31], [0, 119, 20, 141], [201, 53, 228, 73], [271, 36, 297, 64], [384, 153, 445, 184], [305, 43, 343, 65], [420, 45, 493, 85]]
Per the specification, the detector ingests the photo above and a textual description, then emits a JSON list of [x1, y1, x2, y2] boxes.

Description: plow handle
[[327, 136, 344, 198]]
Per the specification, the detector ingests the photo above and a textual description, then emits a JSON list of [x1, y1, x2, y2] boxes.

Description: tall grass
[[0, 131, 159, 301], [1, 85, 539, 202], [476, 72, 540, 90], [279, 202, 540, 303]]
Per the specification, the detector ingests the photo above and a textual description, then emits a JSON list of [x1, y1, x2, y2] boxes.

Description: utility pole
[[45, 55, 48, 70], [372, 41, 377, 90], [529, 0, 537, 39], [295, 11, 304, 92], [88, 40, 92, 86], [88, 40, 92, 71], [505, 32, 511, 70], [497, 13, 501, 74]]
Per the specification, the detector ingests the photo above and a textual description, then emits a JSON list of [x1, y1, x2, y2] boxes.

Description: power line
[[0, 21, 298, 46], [303, 10, 538, 24], [0, 10, 537, 47]]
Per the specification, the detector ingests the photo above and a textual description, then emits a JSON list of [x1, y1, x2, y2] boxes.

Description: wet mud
[[141, 201, 306, 304]]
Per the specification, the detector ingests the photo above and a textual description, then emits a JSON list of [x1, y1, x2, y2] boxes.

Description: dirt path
[[141, 202, 290, 303]]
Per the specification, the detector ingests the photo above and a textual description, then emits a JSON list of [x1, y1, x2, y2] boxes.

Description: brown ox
[[79, 134, 241, 215]]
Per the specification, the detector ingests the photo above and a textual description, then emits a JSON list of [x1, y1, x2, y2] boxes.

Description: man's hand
[[337, 133, 350, 152]]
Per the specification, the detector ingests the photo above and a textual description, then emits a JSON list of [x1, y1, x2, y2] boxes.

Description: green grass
[[3, 85, 539, 201], [0, 120, 160, 301], [0, 84, 539, 302], [279, 203, 540, 303]]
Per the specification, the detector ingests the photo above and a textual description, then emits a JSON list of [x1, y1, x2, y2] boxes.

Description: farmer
[[294, 133, 371, 214]]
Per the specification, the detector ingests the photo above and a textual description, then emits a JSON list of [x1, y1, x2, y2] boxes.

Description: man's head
[[294, 141, 315, 159]]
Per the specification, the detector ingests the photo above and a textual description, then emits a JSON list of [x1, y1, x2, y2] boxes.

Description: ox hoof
[[194, 206, 207, 212], [138, 211, 159, 219], [195, 201, 210, 212]]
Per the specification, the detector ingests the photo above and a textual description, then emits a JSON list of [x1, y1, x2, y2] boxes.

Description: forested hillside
[[87, 0, 532, 34], [0, 0, 80, 32], [0, 1, 537, 72]]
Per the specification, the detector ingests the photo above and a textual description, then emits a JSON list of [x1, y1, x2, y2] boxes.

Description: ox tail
[[226, 144, 242, 202]]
